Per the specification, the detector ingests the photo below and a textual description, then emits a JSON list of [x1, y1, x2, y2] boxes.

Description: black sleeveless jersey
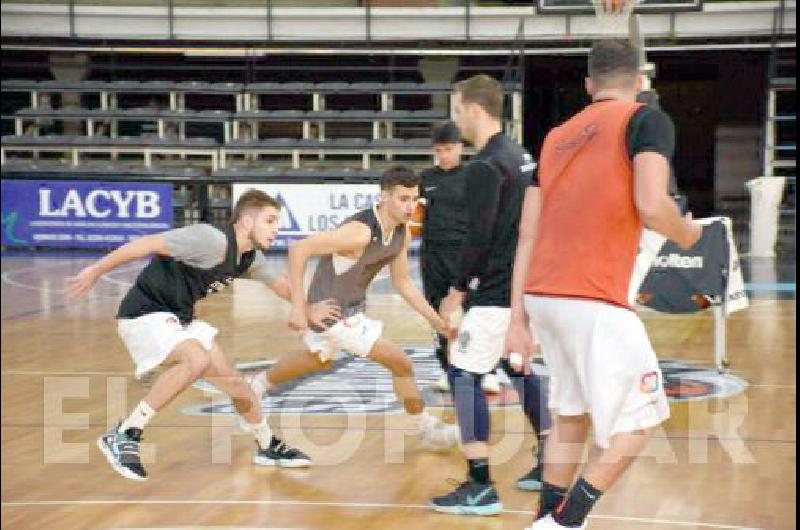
[[117, 225, 256, 324]]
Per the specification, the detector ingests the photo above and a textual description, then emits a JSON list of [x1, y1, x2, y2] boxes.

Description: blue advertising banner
[[1, 180, 173, 248]]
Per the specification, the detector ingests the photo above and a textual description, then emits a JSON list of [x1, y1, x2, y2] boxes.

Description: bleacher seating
[[1, 78, 523, 174]]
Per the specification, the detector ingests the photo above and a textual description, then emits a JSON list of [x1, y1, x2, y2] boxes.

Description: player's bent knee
[[172, 340, 212, 379], [188, 353, 212, 379]]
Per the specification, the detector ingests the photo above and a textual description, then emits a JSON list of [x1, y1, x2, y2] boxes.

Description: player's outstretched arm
[[633, 152, 701, 250], [65, 233, 170, 300], [389, 231, 453, 339], [286, 221, 371, 331], [505, 186, 542, 373], [262, 272, 341, 329]]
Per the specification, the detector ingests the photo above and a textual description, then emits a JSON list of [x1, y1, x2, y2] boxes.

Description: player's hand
[[678, 212, 703, 251], [431, 315, 457, 341], [504, 319, 534, 375], [64, 265, 100, 300], [288, 305, 308, 332], [439, 288, 465, 327], [305, 299, 341, 329]]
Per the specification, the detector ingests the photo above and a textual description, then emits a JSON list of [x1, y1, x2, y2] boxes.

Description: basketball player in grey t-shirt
[[248, 167, 461, 447], [66, 190, 339, 481]]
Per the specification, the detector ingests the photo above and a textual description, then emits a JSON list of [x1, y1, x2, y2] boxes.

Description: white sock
[[245, 417, 273, 450], [248, 371, 273, 398], [120, 400, 156, 432], [409, 410, 437, 434]]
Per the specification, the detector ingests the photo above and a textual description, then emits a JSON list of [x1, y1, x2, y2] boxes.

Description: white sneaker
[[419, 418, 460, 448], [481, 372, 501, 394], [526, 514, 587, 530], [433, 374, 450, 393]]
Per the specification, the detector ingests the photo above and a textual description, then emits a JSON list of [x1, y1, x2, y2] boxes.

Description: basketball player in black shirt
[[66, 190, 339, 480], [430, 75, 551, 516], [419, 122, 503, 394]]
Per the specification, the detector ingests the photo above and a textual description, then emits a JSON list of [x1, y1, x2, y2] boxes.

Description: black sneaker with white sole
[[516, 464, 543, 491], [429, 478, 503, 516], [253, 436, 311, 468], [97, 423, 147, 481]]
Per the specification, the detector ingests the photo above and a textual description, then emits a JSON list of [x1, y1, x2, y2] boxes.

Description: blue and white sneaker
[[429, 479, 503, 516], [97, 423, 147, 481], [516, 464, 543, 491]]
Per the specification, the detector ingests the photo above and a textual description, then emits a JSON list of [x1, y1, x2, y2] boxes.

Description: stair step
[[770, 77, 797, 89], [768, 144, 797, 152]]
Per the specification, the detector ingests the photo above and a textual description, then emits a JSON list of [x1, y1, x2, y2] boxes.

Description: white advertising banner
[[233, 183, 386, 249]]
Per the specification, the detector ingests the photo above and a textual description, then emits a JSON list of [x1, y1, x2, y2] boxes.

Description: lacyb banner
[[1, 179, 173, 248]]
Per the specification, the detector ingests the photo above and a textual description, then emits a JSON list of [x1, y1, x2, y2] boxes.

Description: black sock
[[536, 432, 547, 467], [553, 477, 603, 527], [467, 458, 490, 484], [537, 481, 568, 518]]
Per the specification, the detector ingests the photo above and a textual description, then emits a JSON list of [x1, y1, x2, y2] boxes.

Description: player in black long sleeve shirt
[[450, 136, 536, 306], [430, 75, 550, 517]]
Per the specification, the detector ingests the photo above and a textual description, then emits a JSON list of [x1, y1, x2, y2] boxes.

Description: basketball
[[409, 198, 426, 238]]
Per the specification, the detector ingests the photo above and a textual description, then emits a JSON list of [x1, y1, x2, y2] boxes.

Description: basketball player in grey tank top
[[248, 166, 461, 448], [306, 204, 404, 320]]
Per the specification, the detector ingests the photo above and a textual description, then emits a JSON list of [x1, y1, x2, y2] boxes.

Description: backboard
[[537, 0, 702, 14]]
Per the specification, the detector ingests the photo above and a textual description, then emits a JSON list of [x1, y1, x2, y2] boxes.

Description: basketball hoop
[[592, 0, 639, 37]]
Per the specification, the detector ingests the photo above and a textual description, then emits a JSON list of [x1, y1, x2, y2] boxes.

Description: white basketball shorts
[[117, 312, 218, 379], [525, 295, 670, 449], [303, 313, 383, 362], [449, 306, 511, 375]]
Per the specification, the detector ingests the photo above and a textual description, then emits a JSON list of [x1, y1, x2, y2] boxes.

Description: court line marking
[[0, 261, 140, 301], [0, 422, 795, 445], [2, 370, 793, 390], [3, 262, 795, 310], [0, 499, 762, 529], [744, 282, 796, 291], [0, 302, 74, 322]]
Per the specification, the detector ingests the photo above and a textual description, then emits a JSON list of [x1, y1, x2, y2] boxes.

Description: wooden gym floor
[[1, 253, 796, 530]]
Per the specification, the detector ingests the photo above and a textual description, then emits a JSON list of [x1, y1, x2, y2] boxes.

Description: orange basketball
[[607, 0, 626, 13], [597, 0, 627, 13], [409, 198, 426, 238]]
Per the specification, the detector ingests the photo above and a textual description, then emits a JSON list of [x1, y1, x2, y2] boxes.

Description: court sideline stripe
[[0, 421, 795, 444], [0, 498, 761, 529]]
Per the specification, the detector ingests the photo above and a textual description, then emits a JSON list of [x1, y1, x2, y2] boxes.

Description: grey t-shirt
[[162, 223, 279, 284]]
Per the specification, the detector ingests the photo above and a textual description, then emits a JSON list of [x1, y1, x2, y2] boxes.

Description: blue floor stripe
[[744, 282, 796, 292]]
